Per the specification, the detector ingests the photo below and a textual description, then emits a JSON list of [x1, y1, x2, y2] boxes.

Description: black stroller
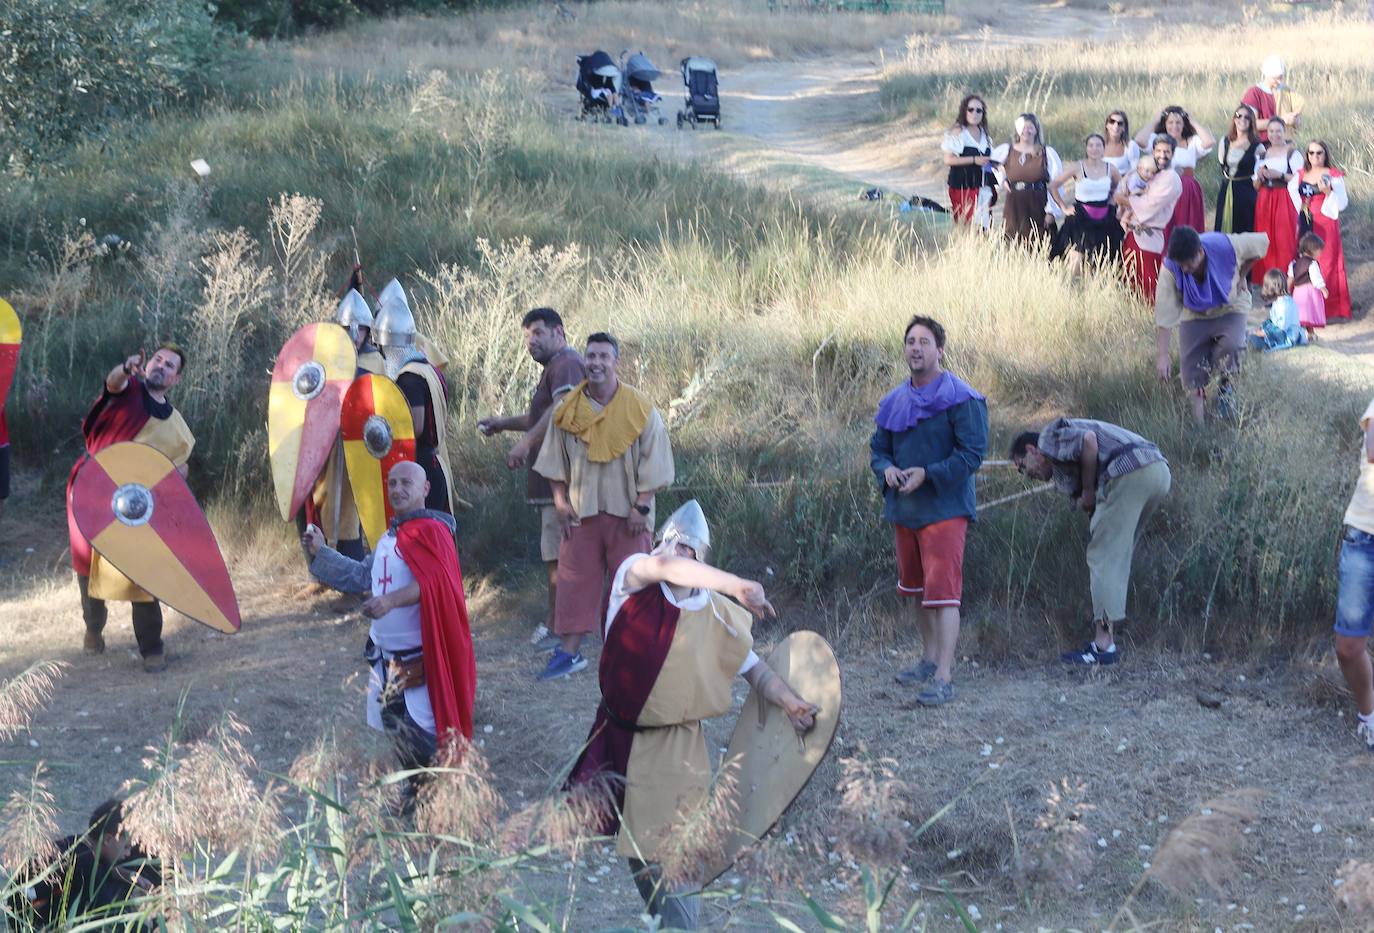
[[676, 57, 721, 130], [576, 50, 626, 125]]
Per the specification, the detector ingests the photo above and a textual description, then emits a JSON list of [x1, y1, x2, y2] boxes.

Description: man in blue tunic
[[870, 315, 988, 706]]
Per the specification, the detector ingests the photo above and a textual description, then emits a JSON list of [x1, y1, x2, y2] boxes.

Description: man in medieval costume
[[533, 331, 674, 680], [373, 281, 454, 516], [303, 460, 476, 801], [296, 287, 385, 566], [478, 307, 586, 651], [68, 346, 194, 673], [567, 500, 817, 930]]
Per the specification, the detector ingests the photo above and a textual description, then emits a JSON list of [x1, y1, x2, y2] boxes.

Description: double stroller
[[576, 50, 625, 124], [676, 57, 721, 129]]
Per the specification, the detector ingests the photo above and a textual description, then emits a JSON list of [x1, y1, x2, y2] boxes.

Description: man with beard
[[304, 460, 476, 801], [870, 315, 987, 706], [372, 281, 454, 516], [533, 332, 675, 681], [67, 345, 193, 672], [478, 307, 586, 650], [1156, 225, 1268, 423]]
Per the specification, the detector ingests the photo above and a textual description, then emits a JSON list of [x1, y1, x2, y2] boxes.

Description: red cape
[[397, 517, 476, 743]]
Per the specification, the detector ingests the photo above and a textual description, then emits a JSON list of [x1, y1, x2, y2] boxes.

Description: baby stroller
[[576, 50, 625, 125], [620, 51, 667, 126], [677, 57, 721, 130]]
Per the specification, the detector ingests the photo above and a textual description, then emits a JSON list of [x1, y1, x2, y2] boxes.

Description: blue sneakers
[[538, 648, 588, 681], [1061, 642, 1121, 666]]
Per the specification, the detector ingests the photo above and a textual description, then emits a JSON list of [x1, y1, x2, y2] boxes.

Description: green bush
[[0, 0, 228, 171], [213, 0, 496, 37]]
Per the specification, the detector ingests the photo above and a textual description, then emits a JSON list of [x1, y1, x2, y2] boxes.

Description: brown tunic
[[1003, 148, 1051, 241]]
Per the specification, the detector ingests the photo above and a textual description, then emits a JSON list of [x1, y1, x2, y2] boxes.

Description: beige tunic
[[618, 593, 754, 859], [1154, 232, 1269, 328], [532, 393, 675, 524]]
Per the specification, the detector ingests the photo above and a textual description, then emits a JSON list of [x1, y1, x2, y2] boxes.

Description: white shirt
[[1102, 139, 1140, 176], [1254, 147, 1302, 180], [365, 533, 434, 733], [607, 554, 760, 676], [1073, 164, 1115, 203], [940, 127, 991, 156]]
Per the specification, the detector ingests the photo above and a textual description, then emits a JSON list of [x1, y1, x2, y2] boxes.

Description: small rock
[[483, 724, 494, 734], [967, 905, 982, 921], [28, 739, 38, 748], [1312, 824, 1323, 834], [1097, 838, 1108, 848], [1196, 690, 1224, 709]]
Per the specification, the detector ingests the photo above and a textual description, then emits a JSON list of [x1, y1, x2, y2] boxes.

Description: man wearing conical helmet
[[567, 499, 818, 930], [532, 331, 675, 680], [298, 288, 387, 565], [373, 280, 454, 516]]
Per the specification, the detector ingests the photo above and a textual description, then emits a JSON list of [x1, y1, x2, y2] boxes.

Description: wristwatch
[[633, 503, 651, 516]]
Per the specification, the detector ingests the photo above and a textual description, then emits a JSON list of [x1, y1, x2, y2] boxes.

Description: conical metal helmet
[[335, 288, 374, 329], [373, 279, 415, 348], [657, 499, 710, 559]]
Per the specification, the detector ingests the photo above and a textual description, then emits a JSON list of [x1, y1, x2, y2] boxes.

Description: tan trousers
[[1086, 461, 1171, 622]]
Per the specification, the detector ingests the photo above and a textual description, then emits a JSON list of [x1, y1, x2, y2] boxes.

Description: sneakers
[[916, 679, 954, 707], [537, 648, 587, 681], [1061, 642, 1121, 666], [1358, 718, 1374, 752], [529, 624, 560, 653], [83, 630, 106, 655], [894, 659, 938, 686], [142, 651, 167, 674]]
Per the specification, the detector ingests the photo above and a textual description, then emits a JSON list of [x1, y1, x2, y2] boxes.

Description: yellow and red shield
[[0, 297, 20, 413], [341, 374, 416, 548], [71, 442, 240, 634], [268, 323, 356, 521]]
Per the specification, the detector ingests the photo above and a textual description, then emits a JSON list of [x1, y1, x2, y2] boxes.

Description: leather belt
[[1011, 181, 1046, 191]]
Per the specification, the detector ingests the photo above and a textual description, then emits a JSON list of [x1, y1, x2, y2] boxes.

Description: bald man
[[305, 461, 477, 804]]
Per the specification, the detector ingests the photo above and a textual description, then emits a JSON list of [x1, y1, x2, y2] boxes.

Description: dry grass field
[[4, 0, 1374, 930]]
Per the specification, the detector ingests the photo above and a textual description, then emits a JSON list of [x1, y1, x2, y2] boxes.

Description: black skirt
[[1050, 200, 1123, 262]]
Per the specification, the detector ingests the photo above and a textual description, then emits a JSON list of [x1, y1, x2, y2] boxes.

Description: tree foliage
[[0, 0, 226, 171], [213, 0, 489, 38]]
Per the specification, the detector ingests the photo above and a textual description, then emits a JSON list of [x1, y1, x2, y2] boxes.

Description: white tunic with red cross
[[366, 532, 435, 735]]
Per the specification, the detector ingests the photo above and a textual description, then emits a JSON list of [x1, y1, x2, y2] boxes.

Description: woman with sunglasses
[[1135, 105, 1215, 236], [1214, 105, 1262, 234], [1291, 140, 1351, 319], [1101, 110, 1139, 177], [941, 94, 994, 226]]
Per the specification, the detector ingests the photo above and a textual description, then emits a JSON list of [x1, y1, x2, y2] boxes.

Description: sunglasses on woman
[[1234, 113, 1251, 120], [1106, 118, 1123, 125], [967, 106, 984, 113]]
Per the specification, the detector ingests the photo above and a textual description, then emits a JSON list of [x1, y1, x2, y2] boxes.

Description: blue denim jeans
[[1336, 527, 1374, 638]]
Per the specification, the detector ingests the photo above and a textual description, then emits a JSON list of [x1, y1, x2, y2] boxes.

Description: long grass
[[881, 9, 1374, 229], [2, 4, 1369, 659]]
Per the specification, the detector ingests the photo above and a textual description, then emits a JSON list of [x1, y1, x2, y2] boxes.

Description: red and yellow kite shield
[[268, 323, 356, 521], [341, 374, 416, 548], [71, 442, 241, 634], [0, 297, 20, 413]]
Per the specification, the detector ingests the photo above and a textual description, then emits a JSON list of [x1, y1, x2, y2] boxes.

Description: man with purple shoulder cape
[[870, 315, 988, 706], [1155, 225, 1268, 423]]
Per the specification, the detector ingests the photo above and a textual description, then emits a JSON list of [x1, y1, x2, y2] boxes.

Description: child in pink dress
[[1288, 231, 1327, 341]]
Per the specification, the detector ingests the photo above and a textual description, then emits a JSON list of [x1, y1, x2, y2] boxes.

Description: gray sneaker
[[894, 659, 938, 686], [916, 678, 954, 707]]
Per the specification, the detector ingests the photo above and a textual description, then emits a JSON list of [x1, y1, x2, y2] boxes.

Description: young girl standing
[[1289, 232, 1328, 341]]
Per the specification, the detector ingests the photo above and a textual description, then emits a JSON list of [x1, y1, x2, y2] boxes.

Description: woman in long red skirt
[[1291, 139, 1352, 319], [1251, 117, 1302, 285]]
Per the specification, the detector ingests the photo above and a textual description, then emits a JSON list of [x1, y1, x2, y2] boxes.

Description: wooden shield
[[0, 297, 19, 413], [704, 630, 842, 885], [71, 442, 241, 634], [340, 374, 416, 548], [268, 323, 356, 520]]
